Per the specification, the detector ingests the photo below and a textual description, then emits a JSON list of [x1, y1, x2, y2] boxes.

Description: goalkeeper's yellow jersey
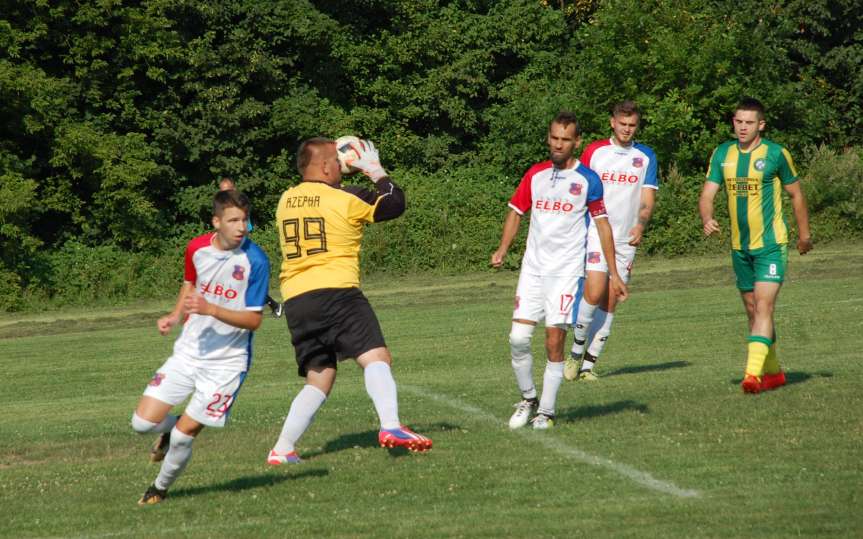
[[276, 179, 404, 300]]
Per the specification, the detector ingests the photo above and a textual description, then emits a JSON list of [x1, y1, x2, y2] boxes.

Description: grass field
[[2, 245, 862, 538]]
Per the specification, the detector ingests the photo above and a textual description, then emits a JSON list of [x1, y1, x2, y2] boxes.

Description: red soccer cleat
[[761, 371, 787, 392], [741, 374, 762, 394], [267, 450, 301, 465], [378, 425, 433, 452]]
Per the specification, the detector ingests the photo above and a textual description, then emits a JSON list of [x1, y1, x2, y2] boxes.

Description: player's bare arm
[[183, 290, 264, 330], [783, 181, 813, 255], [491, 210, 522, 268], [699, 181, 722, 236], [157, 281, 194, 335], [628, 188, 656, 246], [595, 217, 629, 301]]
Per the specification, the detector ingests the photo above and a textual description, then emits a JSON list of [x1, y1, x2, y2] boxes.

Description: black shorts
[[284, 287, 386, 377]]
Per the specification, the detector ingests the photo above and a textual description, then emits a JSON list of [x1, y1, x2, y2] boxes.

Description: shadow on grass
[[557, 400, 648, 423], [172, 468, 328, 498], [302, 422, 459, 460], [601, 360, 691, 378], [729, 370, 831, 387]]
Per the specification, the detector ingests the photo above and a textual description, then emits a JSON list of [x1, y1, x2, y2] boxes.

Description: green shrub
[[800, 145, 863, 241]]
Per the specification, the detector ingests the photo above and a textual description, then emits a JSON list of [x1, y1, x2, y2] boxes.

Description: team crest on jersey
[[569, 183, 582, 196], [632, 157, 644, 168], [588, 251, 601, 264], [232, 265, 245, 281], [754, 158, 766, 171], [148, 372, 165, 387]]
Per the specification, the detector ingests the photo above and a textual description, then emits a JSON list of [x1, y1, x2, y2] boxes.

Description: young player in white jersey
[[131, 189, 270, 505], [491, 111, 628, 430], [567, 101, 659, 381]]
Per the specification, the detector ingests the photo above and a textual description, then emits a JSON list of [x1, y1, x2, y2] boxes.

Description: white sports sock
[[364, 362, 400, 430], [154, 427, 195, 491], [572, 300, 598, 355], [510, 322, 537, 399], [538, 360, 565, 416], [131, 413, 178, 434], [587, 310, 614, 358], [273, 385, 327, 454]]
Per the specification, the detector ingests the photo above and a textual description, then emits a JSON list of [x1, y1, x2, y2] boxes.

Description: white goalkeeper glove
[[351, 139, 388, 183]]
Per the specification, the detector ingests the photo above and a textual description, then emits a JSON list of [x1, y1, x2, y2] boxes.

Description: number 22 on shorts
[[205, 393, 234, 418]]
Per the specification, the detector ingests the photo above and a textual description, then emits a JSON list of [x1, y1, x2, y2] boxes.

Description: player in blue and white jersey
[[568, 101, 659, 381], [491, 111, 628, 430], [131, 189, 269, 505]]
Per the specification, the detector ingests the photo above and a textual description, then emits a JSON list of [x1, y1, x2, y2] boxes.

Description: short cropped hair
[[735, 97, 766, 120], [213, 189, 250, 217], [550, 110, 582, 137], [296, 137, 335, 175], [612, 100, 641, 119]]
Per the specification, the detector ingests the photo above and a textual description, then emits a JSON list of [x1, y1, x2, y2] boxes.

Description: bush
[[800, 145, 863, 241]]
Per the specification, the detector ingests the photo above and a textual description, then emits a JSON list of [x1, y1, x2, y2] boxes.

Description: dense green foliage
[[2, 0, 862, 310]]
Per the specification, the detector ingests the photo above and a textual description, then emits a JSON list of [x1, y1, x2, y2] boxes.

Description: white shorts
[[142, 354, 247, 428], [585, 234, 636, 284], [512, 272, 581, 326]]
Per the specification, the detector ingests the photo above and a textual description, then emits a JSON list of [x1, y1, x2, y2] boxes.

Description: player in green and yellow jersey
[[699, 97, 813, 394]]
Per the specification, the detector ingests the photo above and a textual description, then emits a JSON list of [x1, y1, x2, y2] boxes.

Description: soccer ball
[[335, 135, 362, 174]]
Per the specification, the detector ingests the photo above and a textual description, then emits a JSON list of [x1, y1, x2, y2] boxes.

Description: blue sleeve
[[243, 243, 270, 309], [637, 144, 659, 188], [583, 167, 604, 203]]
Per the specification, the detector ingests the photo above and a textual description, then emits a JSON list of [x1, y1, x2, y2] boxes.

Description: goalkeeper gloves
[[351, 139, 388, 182]]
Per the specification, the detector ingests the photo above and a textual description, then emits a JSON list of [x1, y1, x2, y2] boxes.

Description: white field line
[[403, 384, 701, 499]]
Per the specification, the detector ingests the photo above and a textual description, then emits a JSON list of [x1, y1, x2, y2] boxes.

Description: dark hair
[[735, 97, 765, 120], [550, 110, 582, 136], [612, 100, 641, 119], [297, 137, 335, 175], [213, 189, 250, 217]]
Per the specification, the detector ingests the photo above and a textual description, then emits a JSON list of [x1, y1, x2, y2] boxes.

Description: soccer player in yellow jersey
[[267, 137, 431, 465], [699, 97, 813, 394]]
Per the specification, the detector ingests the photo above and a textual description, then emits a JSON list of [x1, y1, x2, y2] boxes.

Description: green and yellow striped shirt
[[706, 139, 798, 251]]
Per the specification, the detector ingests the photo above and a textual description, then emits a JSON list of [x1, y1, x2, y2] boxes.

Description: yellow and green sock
[[745, 335, 773, 378]]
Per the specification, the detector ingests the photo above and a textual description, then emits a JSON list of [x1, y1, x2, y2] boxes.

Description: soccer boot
[[741, 374, 762, 394], [576, 369, 599, 381], [508, 397, 539, 429], [267, 449, 301, 465], [149, 432, 171, 463], [379, 425, 433, 452], [137, 485, 168, 506], [531, 413, 555, 430], [563, 357, 580, 381], [266, 296, 283, 318], [761, 371, 787, 392]]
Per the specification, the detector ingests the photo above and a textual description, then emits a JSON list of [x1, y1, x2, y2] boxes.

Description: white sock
[[538, 361, 564, 416], [273, 385, 327, 454], [587, 310, 614, 358], [510, 322, 537, 399], [154, 427, 195, 491], [572, 300, 598, 356], [131, 413, 178, 434], [364, 362, 400, 430]]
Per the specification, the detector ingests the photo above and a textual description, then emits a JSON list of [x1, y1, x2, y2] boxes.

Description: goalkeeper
[[266, 137, 432, 465]]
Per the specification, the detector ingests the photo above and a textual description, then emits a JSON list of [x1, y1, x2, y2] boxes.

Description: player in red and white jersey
[[131, 189, 270, 505], [491, 111, 628, 430], [567, 100, 659, 381]]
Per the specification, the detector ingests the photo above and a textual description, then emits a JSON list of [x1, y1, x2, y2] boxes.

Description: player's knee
[[509, 323, 534, 361], [131, 412, 158, 434]]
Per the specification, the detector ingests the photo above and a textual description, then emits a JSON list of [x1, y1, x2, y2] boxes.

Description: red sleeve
[[579, 139, 610, 168], [508, 162, 551, 214], [183, 233, 214, 283]]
